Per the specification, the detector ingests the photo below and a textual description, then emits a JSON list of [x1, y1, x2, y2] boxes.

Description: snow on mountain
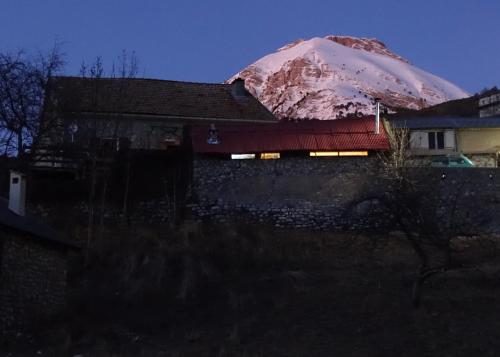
[[228, 36, 469, 120]]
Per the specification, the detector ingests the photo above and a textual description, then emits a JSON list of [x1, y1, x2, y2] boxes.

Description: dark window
[[118, 138, 131, 151], [428, 132, 444, 150], [449, 158, 465, 165], [430, 156, 448, 166], [0, 239, 3, 276], [437, 132, 444, 149], [428, 132, 436, 149]]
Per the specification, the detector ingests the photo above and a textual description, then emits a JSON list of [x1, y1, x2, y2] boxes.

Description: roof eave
[[65, 111, 277, 124]]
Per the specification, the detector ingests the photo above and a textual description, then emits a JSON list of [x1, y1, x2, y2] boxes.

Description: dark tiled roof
[[389, 95, 478, 118], [0, 198, 78, 249], [51, 76, 277, 123], [192, 117, 389, 154], [389, 116, 500, 129]]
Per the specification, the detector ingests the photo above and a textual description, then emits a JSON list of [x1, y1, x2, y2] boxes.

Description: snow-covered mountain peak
[[324, 35, 409, 63], [229, 35, 469, 120]]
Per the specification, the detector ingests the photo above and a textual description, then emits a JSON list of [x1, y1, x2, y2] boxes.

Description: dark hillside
[[390, 88, 499, 118], [2, 224, 500, 356], [390, 95, 478, 118]]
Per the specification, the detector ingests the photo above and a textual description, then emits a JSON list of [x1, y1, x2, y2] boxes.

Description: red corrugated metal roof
[[191, 117, 389, 154]]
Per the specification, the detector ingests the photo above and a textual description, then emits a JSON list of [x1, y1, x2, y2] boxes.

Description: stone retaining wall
[[0, 233, 68, 336], [191, 156, 500, 233], [190, 156, 392, 230]]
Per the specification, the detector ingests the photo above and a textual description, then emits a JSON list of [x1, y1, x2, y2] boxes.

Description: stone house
[[189, 117, 391, 230], [390, 116, 500, 167], [36, 77, 276, 171], [0, 172, 78, 335], [29, 76, 277, 223]]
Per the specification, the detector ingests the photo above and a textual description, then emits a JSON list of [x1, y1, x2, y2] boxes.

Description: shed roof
[[0, 198, 78, 250], [50, 77, 277, 123], [191, 117, 389, 154], [389, 116, 500, 130]]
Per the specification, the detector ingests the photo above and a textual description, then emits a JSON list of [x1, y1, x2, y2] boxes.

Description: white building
[[479, 90, 500, 118], [390, 117, 500, 167]]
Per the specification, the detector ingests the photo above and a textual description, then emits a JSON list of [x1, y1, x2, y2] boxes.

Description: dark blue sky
[[1, 0, 498, 93]]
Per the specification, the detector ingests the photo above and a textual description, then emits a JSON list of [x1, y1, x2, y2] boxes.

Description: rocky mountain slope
[[228, 36, 469, 119]]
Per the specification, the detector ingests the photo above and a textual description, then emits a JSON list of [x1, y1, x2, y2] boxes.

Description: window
[[309, 151, 368, 157], [310, 152, 339, 157], [428, 132, 444, 150], [0, 239, 3, 276], [99, 137, 120, 154], [428, 132, 435, 149], [429, 156, 448, 167], [231, 154, 255, 160], [338, 151, 368, 157], [436, 132, 444, 149], [449, 158, 465, 166], [260, 153, 280, 159]]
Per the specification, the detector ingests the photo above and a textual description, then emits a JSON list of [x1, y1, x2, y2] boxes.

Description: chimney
[[231, 78, 248, 98], [8, 171, 26, 216], [375, 99, 381, 135]]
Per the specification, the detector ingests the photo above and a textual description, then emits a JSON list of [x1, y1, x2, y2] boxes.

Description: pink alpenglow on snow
[[228, 36, 469, 120]]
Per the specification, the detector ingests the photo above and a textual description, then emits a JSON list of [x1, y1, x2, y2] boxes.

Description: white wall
[[409, 130, 456, 151], [444, 130, 455, 149], [410, 131, 429, 149]]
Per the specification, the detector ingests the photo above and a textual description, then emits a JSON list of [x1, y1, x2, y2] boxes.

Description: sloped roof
[[191, 117, 389, 154], [389, 95, 478, 118], [389, 116, 500, 129], [0, 198, 78, 249], [51, 77, 277, 123]]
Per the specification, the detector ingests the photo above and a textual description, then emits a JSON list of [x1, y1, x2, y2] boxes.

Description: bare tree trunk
[[85, 155, 97, 266], [122, 159, 131, 223], [16, 132, 23, 158], [99, 172, 108, 239], [412, 267, 445, 307], [410, 234, 450, 307], [173, 167, 177, 224], [412, 270, 426, 308]]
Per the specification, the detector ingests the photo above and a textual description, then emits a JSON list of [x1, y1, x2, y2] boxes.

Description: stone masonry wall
[[0, 233, 68, 335], [191, 156, 500, 233], [191, 156, 391, 231], [408, 168, 500, 234]]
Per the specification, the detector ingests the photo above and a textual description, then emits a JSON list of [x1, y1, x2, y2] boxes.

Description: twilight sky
[[1, 0, 499, 94]]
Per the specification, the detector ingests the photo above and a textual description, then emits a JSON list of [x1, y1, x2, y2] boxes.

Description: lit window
[[338, 151, 368, 156], [260, 153, 280, 159], [309, 151, 368, 157], [231, 154, 255, 160], [309, 152, 339, 157]]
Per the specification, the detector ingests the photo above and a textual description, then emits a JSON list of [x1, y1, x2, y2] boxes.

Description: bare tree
[[75, 51, 139, 261], [378, 121, 476, 307], [0, 44, 64, 159]]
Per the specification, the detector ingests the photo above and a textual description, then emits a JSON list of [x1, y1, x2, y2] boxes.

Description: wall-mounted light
[[68, 123, 78, 143], [338, 151, 369, 156], [310, 152, 339, 157], [309, 151, 368, 157], [207, 124, 220, 145], [260, 153, 280, 159], [231, 154, 255, 160]]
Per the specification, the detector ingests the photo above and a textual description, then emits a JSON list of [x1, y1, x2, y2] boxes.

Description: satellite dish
[[68, 123, 78, 143], [68, 123, 78, 135], [207, 124, 220, 145]]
